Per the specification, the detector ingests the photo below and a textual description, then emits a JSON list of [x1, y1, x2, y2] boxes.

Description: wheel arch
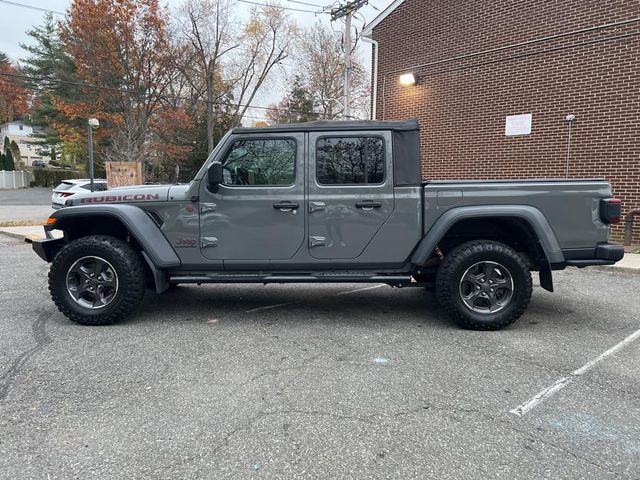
[[411, 206, 563, 292], [47, 205, 181, 270]]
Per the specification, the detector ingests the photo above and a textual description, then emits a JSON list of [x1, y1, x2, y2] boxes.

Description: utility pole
[[331, 0, 368, 120]]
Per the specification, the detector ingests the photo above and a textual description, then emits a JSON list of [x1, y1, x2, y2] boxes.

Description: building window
[[222, 138, 296, 186], [316, 136, 385, 185]]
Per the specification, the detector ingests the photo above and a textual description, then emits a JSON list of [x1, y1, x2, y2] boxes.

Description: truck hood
[[66, 184, 174, 207]]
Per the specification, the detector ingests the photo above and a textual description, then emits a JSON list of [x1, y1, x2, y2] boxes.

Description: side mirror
[[208, 161, 223, 189]]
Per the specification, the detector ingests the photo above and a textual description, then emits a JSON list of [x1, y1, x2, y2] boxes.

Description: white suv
[[52, 179, 108, 209]]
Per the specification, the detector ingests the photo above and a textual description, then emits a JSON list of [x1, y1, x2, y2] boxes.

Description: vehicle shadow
[[132, 284, 456, 329]]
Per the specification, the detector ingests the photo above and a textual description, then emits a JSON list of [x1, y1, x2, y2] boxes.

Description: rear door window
[[316, 136, 385, 185]]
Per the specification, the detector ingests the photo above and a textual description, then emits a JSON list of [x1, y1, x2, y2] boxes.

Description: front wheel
[[49, 235, 146, 325], [436, 240, 532, 330]]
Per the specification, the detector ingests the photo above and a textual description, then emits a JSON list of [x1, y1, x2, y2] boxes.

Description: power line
[[237, 0, 321, 14], [0, 0, 329, 17], [0, 71, 330, 118], [286, 0, 328, 8], [0, 0, 64, 15]]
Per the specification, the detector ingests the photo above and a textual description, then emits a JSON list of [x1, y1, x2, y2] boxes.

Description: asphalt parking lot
[[0, 234, 638, 479]]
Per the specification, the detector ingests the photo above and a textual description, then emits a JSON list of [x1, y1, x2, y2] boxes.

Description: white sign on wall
[[505, 113, 532, 136]]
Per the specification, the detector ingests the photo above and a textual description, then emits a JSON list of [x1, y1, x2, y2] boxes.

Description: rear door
[[307, 131, 394, 259]]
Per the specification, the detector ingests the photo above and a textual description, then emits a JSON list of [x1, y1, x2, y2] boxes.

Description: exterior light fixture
[[399, 73, 417, 86]]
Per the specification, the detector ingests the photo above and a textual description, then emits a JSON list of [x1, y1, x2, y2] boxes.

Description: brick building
[[362, 0, 640, 242]]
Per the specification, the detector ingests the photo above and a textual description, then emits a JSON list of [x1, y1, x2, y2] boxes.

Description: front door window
[[223, 138, 296, 186]]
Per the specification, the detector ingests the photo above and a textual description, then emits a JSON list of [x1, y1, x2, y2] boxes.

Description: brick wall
[[372, 0, 640, 243]]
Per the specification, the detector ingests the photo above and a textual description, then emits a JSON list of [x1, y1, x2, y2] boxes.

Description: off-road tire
[[436, 240, 532, 330], [49, 235, 145, 325]]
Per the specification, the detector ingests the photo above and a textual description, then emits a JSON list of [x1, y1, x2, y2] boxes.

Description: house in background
[[362, 0, 640, 243], [0, 121, 47, 167]]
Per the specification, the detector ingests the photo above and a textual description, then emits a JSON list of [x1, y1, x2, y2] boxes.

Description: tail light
[[600, 198, 622, 224], [59, 192, 74, 197]]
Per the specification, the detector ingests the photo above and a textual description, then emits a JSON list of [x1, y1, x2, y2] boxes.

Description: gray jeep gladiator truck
[[32, 120, 624, 330]]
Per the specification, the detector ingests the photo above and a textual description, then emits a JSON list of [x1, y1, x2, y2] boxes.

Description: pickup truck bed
[[421, 178, 614, 267]]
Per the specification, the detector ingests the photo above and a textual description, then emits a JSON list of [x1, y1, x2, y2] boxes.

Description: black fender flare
[[411, 205, 565, 266], [45, 204, 181, 269]]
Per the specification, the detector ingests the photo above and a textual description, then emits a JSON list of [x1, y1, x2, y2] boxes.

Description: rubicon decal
[[80, 194, 161, 204]]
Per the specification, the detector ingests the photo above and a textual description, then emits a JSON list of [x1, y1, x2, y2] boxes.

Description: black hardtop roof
[[231, 119, 419, 134]]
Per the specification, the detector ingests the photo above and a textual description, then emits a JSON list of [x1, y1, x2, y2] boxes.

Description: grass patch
[[0, 220, 46, 227]]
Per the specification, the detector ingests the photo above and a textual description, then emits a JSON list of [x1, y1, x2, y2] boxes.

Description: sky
[[0, 0, 390, 121]]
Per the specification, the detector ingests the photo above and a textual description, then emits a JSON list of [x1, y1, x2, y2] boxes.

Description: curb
[[0, 229, 52, 243], [0, 230, 35, 242], [591, 265, 640, 274]]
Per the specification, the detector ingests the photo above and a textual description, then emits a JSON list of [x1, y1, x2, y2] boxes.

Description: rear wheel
[[436, 240, 532, 330], [49, 235, 145, 325]]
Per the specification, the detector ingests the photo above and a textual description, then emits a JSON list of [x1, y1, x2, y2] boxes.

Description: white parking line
[[246, 284, 386, 313], [335, 284, 385, 296], [510, 328, 640, 416], [245, 302, 294, 313]]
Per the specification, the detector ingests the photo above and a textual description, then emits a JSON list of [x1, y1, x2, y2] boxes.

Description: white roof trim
[[362, 0, 407, 38]]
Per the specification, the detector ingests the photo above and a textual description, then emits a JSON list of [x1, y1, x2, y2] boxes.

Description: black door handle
[[273, 202, 299, 211], [356, 200, 382, 209]]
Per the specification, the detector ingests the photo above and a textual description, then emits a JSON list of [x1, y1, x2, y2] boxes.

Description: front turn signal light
[[45, 217, 57, 225]]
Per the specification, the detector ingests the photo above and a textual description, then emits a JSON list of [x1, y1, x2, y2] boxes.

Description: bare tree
[[174, 0, 237, 153], [228, 5, 298, 124], [297, 22, 370, 119]]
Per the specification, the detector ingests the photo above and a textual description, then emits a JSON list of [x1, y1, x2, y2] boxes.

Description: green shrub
[[0, 153, 6, 170], [32, 168, 83, 187]]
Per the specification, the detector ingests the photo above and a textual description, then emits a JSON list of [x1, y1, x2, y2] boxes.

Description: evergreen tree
[[20, 13, 79, 161], [266, 76, 318, 124], [0, 153, 6, 170], [5, 150, 15, 171]]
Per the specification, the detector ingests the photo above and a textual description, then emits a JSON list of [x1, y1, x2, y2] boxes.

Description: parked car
[[32, 160, 46, 168], [51, 179, 108, 209], [33, 120, 624, 329]]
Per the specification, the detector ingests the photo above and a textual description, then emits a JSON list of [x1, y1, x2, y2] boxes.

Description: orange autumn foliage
[[58, 0, 191, 165], [0, 61, 29, 122]]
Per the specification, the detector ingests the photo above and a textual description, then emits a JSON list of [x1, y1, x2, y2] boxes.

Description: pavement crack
[[0, 310, 54, 401], [227, 352, 322, 397]]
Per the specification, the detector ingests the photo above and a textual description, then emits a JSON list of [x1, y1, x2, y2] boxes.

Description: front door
[[307, 131, 395, 259], [199, 133, 305, 261]]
